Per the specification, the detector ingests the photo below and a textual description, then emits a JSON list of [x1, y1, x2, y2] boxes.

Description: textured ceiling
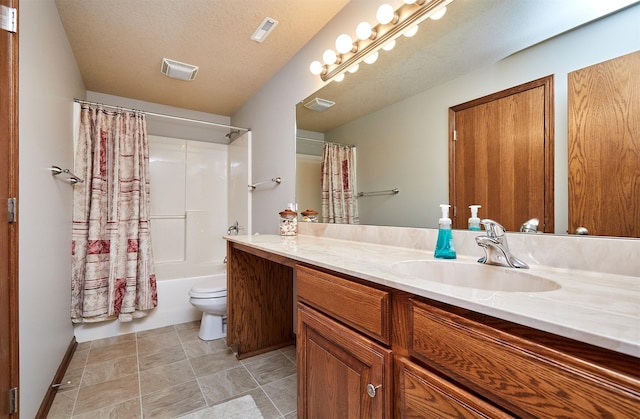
[[55, 0, 637, 125], [55, 0, 350, 116]]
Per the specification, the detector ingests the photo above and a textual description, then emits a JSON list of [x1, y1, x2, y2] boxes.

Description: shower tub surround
[[74, 136, 230, 343], [228, 223, 639, 357]]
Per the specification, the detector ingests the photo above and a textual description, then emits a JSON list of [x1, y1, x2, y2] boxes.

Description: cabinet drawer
[[297, 265, 390, 344], [409, 299, 640, 418], [395, 356, 513, 419]]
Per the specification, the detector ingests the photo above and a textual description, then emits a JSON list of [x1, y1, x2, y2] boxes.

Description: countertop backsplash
[[297, 223, 639, 278]]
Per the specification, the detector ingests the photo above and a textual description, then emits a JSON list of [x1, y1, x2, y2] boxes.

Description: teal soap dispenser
[[468, 205, 481, 231], [434, 204, 456, 259]]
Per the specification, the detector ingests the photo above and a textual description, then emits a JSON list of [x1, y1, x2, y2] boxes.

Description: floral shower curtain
[[71, 104, 157, 323], [321, 143, 359, 224]]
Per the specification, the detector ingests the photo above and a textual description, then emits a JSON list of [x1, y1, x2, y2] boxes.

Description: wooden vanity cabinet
[[227, 246, 639, 417], [296, 263, 640, 418], [297, 265, 393, 418], [409, 298, 640, 418]]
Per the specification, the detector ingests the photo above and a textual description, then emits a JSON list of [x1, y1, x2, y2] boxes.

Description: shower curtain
[[71, 104, 157, 323], [321, 143, 359, 224]]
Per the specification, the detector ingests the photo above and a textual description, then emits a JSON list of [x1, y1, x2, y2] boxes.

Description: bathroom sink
[[391, 260, 560, 292]]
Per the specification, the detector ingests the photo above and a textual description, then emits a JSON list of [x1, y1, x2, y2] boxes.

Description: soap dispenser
[[468, 205, 482, 231], [434, 204, 456, 259]]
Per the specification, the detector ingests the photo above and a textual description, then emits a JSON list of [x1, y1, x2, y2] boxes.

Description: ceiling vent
[[304, 98, 336, 112], [251, 17, 279, 43], [161, 58, 199, 81]]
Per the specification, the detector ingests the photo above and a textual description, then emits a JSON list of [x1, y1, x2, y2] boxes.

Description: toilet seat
[[189, 277, 227, 298]]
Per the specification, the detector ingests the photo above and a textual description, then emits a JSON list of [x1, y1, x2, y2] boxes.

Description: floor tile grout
[[48, 322, 297, 418], [243, 362, 284, 418]]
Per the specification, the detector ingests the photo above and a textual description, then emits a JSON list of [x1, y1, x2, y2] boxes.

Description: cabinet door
[[395, 356, 513, 418], [297, 303, 392, 418]]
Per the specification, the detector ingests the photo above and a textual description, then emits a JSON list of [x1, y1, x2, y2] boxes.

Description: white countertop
[[226, 234, 640, 357]]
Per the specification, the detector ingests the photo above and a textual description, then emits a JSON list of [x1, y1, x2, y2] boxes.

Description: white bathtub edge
[[74, 271, 225, 342]]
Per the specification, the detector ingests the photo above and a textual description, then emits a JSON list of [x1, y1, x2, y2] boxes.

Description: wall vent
[[251, 17, 279, 43]]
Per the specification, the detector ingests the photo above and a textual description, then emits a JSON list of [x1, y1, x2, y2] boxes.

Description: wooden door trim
[[0, 0, 20, 416], [449, 75, 554, 232]]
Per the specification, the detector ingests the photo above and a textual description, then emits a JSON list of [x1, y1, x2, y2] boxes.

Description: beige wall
[[232, 2, 365, 233], [18, 0, 86, 416]]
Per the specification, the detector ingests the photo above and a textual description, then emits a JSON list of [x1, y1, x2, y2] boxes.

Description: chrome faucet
[[475, 219, 529, 269], [227, 220, 240, 236], [520, 218, 539, 233]]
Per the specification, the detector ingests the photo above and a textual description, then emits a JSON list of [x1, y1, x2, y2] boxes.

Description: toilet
[[189, 276, 227, 341]]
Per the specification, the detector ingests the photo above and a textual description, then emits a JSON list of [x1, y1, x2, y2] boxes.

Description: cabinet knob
[[366, 383, 381, 398]]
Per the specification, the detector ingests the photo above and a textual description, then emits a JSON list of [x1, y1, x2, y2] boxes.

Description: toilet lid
[[189, 276, 227, 298]]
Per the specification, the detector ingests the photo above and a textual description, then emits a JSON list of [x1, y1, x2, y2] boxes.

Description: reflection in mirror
[[448, 76, 555, 234], [567, 51, 640, 238], [296, 0, 640, 237]]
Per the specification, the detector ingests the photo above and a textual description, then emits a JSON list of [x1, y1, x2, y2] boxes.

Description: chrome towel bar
[[249, 177, 281, 190], [357, 188, 399, 197]]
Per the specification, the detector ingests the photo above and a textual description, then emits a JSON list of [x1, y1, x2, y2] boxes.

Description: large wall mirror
[[295, 0, 640, 238]]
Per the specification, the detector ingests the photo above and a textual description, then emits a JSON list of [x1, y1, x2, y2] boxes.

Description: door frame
[[1, 0, 20, 416], [448, 75, 554, 232]]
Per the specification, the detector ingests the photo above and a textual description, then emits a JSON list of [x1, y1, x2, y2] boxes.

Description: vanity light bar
[[312, 0, 454, 82]]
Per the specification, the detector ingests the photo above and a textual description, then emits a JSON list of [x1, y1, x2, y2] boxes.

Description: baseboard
[[35, 336, 77, 419]]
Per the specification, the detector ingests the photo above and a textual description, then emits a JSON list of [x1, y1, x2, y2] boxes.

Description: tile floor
[[47, 321, 297, 418]]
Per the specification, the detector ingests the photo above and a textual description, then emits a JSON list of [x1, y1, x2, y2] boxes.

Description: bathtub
[[74, 263, 226, 343]]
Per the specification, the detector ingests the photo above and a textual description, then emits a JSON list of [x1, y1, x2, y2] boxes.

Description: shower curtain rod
[[74, 99, 250, 132], [296, 136, 325, 144], [296, 136, 355, 147]]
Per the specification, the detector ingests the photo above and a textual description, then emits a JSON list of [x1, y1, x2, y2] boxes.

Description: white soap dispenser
[[468, 205, 481, 231]]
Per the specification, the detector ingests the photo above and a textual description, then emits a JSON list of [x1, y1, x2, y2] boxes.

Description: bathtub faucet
[[227, 220, 239, 236]]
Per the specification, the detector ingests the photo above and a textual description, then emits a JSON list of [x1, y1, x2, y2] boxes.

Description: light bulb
[[356, 21, 373, 40], [403, 25, 419, 37], [334, 73, 345, 82], [382, 40, 396, 51], [430, 6, 447, 20], [322, 49, 337, 65], [309, 61, 323, 75], [376, 4, 396, 25], [335, 34, 354, 54], [364, 51, 379, 64], [348, 64, 359, 73]]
